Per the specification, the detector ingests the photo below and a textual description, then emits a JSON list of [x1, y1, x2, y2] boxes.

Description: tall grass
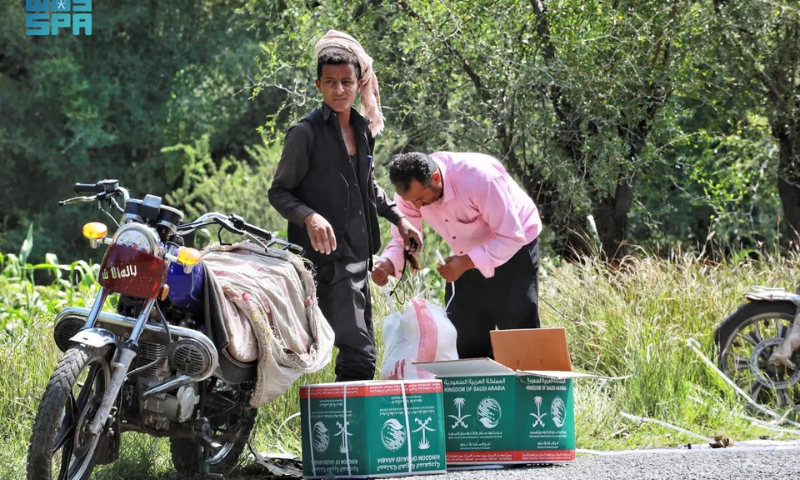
[[0, 224, 110, 336], [2, 246, 800, 479]]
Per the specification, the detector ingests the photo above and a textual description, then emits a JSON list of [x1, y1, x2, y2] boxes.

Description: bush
[[164, 134, 288, 247]]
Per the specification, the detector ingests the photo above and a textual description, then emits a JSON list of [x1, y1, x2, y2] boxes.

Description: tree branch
[[530, 0, 586, 176], [396, 0, 505, 150]]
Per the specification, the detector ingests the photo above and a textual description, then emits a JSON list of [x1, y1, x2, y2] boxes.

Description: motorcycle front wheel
[[716, 300, 800, 417], [27, 345, 113, 480]]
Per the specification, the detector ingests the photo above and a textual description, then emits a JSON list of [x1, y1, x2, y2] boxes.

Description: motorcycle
[[27, 179, 305, 479], [715, 285, 800, 417]]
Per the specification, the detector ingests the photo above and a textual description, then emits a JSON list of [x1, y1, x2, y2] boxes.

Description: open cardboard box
[[414, 328, 606, 465]]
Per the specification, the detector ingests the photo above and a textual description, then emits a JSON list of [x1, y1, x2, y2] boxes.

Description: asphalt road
[[388, 443, 800, 480]]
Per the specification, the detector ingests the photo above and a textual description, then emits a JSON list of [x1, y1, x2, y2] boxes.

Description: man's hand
[[304, 213, 337, 255], [396, 217, 423, 254], [437, 255, 474, 283], [371, 258, 395, 286]]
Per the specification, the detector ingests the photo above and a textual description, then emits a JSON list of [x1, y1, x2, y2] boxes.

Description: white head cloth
[[314, 30, 384, 137]]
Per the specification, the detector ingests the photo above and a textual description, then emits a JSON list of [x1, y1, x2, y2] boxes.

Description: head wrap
[[314, 30, 384, 137]]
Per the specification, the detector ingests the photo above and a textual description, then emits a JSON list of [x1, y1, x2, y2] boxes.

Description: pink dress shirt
[[380, 151, 542, 279]]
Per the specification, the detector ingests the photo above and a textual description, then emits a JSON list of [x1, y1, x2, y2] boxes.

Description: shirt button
[[460, 251, 464, 254], [445, 219, 449, 222], [452, 236, 456, 239], [362, 228, 366, 233], [359, 210, 362, 215]]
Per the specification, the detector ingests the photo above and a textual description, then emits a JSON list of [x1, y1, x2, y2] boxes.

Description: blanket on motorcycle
[[200, 241, 334, 408]]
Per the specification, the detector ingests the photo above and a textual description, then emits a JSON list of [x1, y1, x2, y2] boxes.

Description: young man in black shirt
[[268, 30, 421, 382]]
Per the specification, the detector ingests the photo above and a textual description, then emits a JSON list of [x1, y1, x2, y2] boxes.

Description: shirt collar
[[433, 156, 455, 205], [321, 102, 371, 134]]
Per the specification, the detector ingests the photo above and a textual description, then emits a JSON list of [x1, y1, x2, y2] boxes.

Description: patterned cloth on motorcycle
[[201, 241, 335, 408]]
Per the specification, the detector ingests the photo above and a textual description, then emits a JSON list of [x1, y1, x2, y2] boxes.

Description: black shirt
[[267, 103, 403, 269], [342, 150, 369, 261]]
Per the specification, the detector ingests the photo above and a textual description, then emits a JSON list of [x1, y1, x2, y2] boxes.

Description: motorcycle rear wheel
[[169, 406, 257, 476], [27, 345, 113, 480], [716, 300, 800, 417]]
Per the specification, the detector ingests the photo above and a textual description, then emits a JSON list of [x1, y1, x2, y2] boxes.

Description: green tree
[[0, 0, 282, 261], [254, 0, 705, 261], [711, 0, 800, 247]]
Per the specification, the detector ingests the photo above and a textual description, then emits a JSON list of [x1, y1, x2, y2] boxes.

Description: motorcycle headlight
[[113, 224, 159, 255]]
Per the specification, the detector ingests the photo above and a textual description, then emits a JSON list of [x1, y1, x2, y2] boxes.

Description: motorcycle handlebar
[[179, 213, 303, 255], [66, 180, 129, 213], [228, 214, 273, 241], [73, 183, 105, 194], [65, 185, 303, 254], [58, 196, 97, 207]]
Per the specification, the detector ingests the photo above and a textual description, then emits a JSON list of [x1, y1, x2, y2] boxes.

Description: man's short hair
[[388, 152, 437, 193], [317, 50, 362, 80]]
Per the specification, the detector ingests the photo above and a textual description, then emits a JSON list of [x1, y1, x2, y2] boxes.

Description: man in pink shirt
[[372, 151, 543, 359]]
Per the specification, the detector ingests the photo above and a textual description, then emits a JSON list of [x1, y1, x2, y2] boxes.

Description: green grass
[[2, 248, 800, 479]]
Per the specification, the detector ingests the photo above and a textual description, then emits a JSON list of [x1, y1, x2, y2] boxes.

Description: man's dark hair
[[317, 50, 362, 80], [388, 152, 437, 193]]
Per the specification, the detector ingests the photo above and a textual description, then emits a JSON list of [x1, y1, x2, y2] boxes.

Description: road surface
[[390, 443, 800, 480]]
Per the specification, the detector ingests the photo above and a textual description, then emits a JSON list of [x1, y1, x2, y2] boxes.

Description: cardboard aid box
[[299, 380, 447, 479], [415, 328, 605, 465]]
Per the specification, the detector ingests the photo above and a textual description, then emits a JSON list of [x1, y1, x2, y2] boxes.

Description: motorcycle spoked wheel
[[27, 345, 113, 480], [716, 300, 800, 419], [169, 389, 258, 476]]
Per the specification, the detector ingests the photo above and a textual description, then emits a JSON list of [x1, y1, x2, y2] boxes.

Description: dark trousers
[[315, 259, 376, 382], [444, 238, 541, 359]]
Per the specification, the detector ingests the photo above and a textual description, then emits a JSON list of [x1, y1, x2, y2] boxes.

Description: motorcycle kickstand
[[200, 445, 223, 480], [200, 460, 223, 479], [197, 418, 224, 479]]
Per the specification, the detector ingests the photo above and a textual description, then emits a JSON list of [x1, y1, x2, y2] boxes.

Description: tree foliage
[[710, 0, 800, 245], [254, 0, 713, 260], [0, 0, 797, 264], [0, 0, 281, 260]]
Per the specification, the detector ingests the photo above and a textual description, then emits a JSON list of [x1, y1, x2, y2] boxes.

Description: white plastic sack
[[379, 294, 459, 380]]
